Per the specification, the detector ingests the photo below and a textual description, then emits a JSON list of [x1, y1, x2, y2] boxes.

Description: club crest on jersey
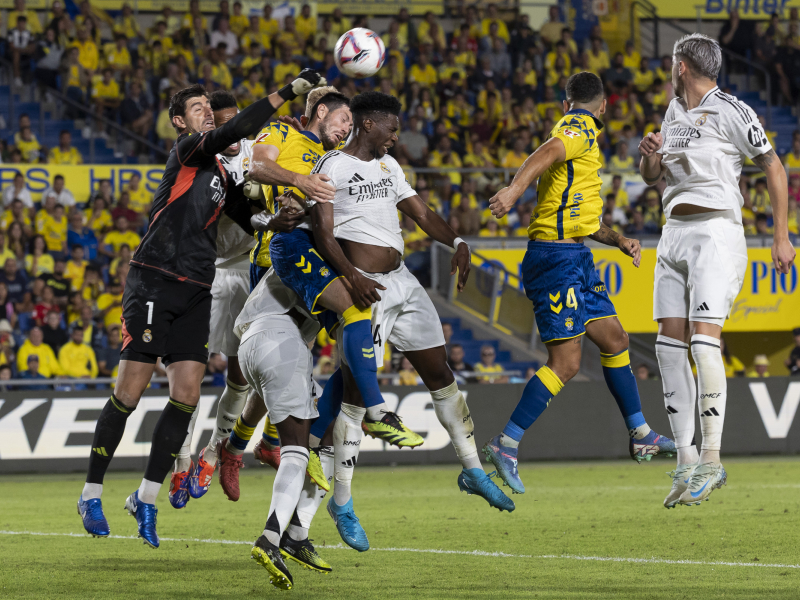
[[695, 112, 709, 126], [142, 329, 152, 343], [255, 132, 270, 143], [319, 267, 330, 277], [380, 162, 390, 174], [242, 156, 250, 171], [564, 317, 574, 331]]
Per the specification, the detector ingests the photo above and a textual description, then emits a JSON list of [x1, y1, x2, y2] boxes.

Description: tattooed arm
[[589, 222, 642, 268], [754, 148, 796, 274]]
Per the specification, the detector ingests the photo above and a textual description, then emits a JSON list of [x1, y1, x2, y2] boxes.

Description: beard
[[319, 121, 340, 151]]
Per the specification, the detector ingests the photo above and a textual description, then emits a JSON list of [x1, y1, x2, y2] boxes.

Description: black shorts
[[120, 266, 212, 366]]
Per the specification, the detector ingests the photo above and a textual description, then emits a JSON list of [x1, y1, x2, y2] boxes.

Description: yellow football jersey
[[529, 109, 604, 241], [250, 123, 326, 268]]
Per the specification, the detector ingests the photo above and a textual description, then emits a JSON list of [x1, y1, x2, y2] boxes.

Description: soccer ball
[[334, 28, 386, 78]]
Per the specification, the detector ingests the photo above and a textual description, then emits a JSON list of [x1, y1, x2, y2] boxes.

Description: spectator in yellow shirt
[[113, 3, 141, 41], [15, 126, 42, 163], [25, 235, 55, 276], [274, 46, 301, 84], [502, 138, 529, 170], [747, 354, 771, 378], [9, 0, 42, 35], [123, 172, 150, 215], [329, 7, 351, 38], [418, 12, 446, 51], [39, 204, 68, 254], [84, 197, 113, 238], [72, 26, 98, 75], [237, 68, 266, 108], [48, 130, 83, 165], [182, 0, 207, 33], [97, 278, 123, 328], [428, 137, 463, 193], [17, 326, 61, 377], [609, 141, 634, 171], [783, 131, 800, 171], [479, 219, 508, 238], [59, 324, 98, 379], [633, 57, 655, 92], [295, 4, 317, 42], [586, 37, 610, 73], [104, 34, 132, 77], [259, 4, 279, 37], [601, 174, 630, 208], [474, 344, 508, 383], [229, 1, 249, 36], [102, 215, 140, 257], [409, 53, 438, 87], [65, 244, 88, 291], [481, 4, 510, 42], [92, 68, 122, 126], [622, 40, 641, 71], [2, 198, 33, 238], [242, 16, 270, 54]]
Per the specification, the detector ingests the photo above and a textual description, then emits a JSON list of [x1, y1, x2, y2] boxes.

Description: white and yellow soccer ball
[[334, 28, 386, 78]]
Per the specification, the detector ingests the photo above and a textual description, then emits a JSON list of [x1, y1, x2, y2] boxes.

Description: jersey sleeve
[[721, 102, 772, 159], [253, 122, 287, 151], [174, 132, 210, 167], [392, 159, 417, 203], [552, 125, 591, 161], [656, 101, 676, 155]]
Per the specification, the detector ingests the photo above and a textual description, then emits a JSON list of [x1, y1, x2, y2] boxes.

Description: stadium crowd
[[0, 2, 796, 386], [3, 0, 798, 242]]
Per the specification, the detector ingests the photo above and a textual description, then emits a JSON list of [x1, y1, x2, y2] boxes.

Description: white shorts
[[341, 262, 445, 368], [238, 314, 319, 424], [653, 211, 748, 326], [208, 256, 250, 356]]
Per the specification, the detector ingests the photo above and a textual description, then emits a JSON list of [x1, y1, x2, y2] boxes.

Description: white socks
[[499, 433, 520, 448], [333, 403, 365, 506], [431, 381, 482, 470], [204, 379, 250, 464], [138, 478, 161, 505], [287, 445, 334, 542], [365, 403, 387, 421], [655, 335, 699, 465], [263, 446, 309, 547], [691, 334, 726, 464], [81, 482, 102, 501], [175, 407, 198, 473]]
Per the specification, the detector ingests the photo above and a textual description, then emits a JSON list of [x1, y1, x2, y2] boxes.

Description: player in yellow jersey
[[214, 87, 350, 479], [481, 73, 675, 495]]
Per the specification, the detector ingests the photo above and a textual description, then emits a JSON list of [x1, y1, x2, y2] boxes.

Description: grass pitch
[[1, 458, 799, 599]]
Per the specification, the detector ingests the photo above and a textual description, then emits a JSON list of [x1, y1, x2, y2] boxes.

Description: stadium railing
[[0, 57, 169, 163]]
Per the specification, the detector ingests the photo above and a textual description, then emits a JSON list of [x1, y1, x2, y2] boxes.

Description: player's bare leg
[[79, 359, 154, 537], [585, 317, 675, 462], [405, 346, 514, 511]]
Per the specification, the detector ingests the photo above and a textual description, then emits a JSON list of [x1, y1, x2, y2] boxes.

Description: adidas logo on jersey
[[348, 173, 364, 183], [697, 302, 710, 311], [701, 407, 720, 417], [666, 405, 678, 414]]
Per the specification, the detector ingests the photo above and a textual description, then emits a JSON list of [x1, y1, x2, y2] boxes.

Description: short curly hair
[[349, 91, 401, 123], [565, 72, 604, 106], [209, 89, 239, 111]]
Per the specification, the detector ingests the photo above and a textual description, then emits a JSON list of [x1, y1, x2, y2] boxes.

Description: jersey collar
[[699, 86, 719, 107], [565, 108, 604, 130], [300, 130, 321, 144]]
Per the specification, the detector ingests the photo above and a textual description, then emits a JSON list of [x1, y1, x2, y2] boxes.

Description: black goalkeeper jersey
[[130, 94, 281, 288]]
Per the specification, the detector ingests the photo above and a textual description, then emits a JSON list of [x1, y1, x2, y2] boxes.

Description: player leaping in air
[[481, 72, 676, 495], [639, 34, 795, 507], [263, 91, 515, 553], [77, 70, 325, 547]]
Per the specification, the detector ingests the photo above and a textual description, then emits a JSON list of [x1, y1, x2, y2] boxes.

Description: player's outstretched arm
[[398, 195, 471, 291], [202, 69, 325, 158], [755, 149, 797, 274], [638, 132, 664, 185], [589, 222, 642, 268], [489, 137, 566, 218], [309, 202, 386, 306], [248, 144, 335, 203]]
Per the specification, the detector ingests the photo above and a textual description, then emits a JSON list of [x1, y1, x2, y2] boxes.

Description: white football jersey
[[215, 141, 256, 262], [658, 86, 771, 223], [234, 268, 319, 344], [308, 150, 417, 254]]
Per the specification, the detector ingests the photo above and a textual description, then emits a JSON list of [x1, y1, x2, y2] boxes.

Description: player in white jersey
[[297, 92, 515, 551], [167, 91, 305, 507], [639, 34, 796, 507], [235, 268, 332, 589]]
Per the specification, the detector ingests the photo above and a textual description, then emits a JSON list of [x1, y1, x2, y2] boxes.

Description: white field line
[[1, 530, 798, 569]]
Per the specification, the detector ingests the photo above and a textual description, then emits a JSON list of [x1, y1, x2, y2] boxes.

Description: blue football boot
[[482, 434, 525, 494], [77, 496, 110, 537], [457, 468, 516, 512], [630, 430, 677, 463], [327, 497, 369, 552], [124, 491, 159, 548], [169, 462, 192, 509]]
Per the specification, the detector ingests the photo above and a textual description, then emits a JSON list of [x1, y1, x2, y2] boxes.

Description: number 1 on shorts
[[146, 301, 154, 325]]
